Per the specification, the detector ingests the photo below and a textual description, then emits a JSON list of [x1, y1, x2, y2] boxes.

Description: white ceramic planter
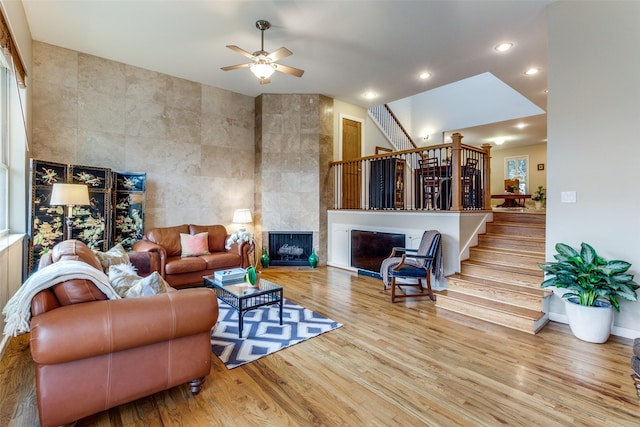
[[564, 297, 614, 343]]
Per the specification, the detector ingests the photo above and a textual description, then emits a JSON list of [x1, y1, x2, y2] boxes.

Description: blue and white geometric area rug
[[211, 299, 342, 369]]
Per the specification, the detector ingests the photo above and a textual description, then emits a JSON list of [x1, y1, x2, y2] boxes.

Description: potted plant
[[532, 186, 545, 209], [508, 184, 519, 194], [538, 242, 639, 343]]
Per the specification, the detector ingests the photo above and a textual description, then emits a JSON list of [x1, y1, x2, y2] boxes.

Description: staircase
[[436, 211, 551, 334]]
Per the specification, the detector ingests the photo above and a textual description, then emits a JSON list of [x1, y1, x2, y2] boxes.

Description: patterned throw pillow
[[108, 263, 170, 298], [94, 244, 130, 272], [180, 232, 210, 257]]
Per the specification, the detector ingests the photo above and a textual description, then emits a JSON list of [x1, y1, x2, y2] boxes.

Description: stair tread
[[481, 233, 545, 242], [490, 221, 546, 228], [462, 259, 543, 275], [448, 273, 551, 296], [437, 290, 545, 320], [471, 246, 544, 258]]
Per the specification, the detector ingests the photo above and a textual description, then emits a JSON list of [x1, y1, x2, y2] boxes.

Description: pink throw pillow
[[180, 232, 210, 257]]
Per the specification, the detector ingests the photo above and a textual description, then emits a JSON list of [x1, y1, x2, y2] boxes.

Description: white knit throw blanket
[[380, 230, 443, 288], [2, 260, 121, 337]]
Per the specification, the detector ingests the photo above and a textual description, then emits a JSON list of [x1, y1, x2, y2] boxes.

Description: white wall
[[547, 2, 640, 337], [327, 210, 490, 289]]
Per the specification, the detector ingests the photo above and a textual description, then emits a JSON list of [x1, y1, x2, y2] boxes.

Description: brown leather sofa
[[29, 240, 219, 427], [132, 224, 253, 288]]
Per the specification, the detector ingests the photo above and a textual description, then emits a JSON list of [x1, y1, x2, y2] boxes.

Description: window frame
[[0, 62, 9, 237], [504, 155, 529, 194]]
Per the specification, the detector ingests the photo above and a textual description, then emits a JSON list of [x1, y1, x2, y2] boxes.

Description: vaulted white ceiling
[[21, 0, 552, 148]]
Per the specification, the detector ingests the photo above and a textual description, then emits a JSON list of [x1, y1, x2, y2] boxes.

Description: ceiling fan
[[221, 20, 304, 84]]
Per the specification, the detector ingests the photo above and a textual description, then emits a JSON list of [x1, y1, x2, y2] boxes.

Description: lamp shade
[[50, 183, 90, 206], [232, 208, 252, 225], [250, 62, 275, 79]]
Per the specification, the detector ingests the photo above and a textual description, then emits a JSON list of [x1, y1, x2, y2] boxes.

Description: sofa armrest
[[30, 288, 218, 365], [235, 242, 255, 268], [128, 251, 161, 277], [132, 240, 168, 277]]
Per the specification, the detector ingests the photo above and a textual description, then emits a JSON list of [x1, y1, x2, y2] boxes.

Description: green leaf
[[611, 274, 635, 283], [581, 243, 597, 265], [605, 260, 631, 274], [615, 285, 639, 302], [555, 243, 578, 258]]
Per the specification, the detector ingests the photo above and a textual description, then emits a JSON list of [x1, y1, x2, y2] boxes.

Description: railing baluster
[[329, 133, 489, 212]]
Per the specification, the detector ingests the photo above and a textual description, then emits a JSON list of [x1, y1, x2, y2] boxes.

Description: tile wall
[[31, 42, 334, 263], [31, 41, 255, 228]]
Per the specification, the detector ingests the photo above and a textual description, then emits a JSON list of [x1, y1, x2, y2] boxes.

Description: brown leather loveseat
[[28, 240, 218, 427], [132, 224, 253, 288]]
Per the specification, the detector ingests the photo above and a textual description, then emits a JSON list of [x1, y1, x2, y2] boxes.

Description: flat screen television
[[350, 230, 406, 275]]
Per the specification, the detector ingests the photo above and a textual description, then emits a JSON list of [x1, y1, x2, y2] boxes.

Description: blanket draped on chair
[[380, 230, 444, 288], [2, 260, 120, 337]]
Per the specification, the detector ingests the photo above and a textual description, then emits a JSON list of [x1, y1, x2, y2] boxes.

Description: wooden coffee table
[[203, 276, 283, 338]]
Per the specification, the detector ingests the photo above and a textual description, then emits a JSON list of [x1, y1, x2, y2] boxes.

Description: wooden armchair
[[380, 230, 442, 303]]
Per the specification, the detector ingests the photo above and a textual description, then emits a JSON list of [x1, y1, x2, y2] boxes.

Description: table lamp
[[232, 208, 252, 231], [50, 183, 90, 240]]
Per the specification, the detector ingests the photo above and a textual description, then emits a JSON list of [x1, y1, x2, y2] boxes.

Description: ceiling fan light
[[250, 62, 275, 79]]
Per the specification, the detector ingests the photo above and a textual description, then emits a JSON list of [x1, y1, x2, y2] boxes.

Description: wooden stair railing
[[368, 104, 417, 153]]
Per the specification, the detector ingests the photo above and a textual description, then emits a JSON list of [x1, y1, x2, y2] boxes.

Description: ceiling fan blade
[[259, 77, 271, 85], [226, 45, 255, 59], [267, 47, 293, 62], [221, 63, 251, 71], [274, 63, 305, 78]]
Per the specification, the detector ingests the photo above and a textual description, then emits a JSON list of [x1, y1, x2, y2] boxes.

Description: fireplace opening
[[268, 232, 313, 266]]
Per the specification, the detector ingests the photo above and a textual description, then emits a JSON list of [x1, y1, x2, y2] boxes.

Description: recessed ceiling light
[[419, 72, 431, 80], [495, 138, 505, 145], [516, 123, 526, 129], [495, 42, 513, 52], [363, 91, 378, 99], [524, 67, 539, 76]]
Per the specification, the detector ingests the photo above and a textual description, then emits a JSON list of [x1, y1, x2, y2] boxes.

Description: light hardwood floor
[[1, 266, 639, 426]]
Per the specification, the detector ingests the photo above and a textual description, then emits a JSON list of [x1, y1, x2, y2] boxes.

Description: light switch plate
[[561, 191, 577, 203]]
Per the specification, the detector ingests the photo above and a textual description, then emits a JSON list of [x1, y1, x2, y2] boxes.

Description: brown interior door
[[342, 118, 362, 209]]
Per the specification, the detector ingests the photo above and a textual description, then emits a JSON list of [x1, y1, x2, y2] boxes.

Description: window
[[504, 155, 529, 194], [0, 65, 8, 236]]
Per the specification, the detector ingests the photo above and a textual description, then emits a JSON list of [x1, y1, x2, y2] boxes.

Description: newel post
[[449, 132, 463, 211], [481, 143, 492, 210]]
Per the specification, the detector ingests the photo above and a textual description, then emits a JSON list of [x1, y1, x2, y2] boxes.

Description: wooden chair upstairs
[[380, 230, 442, 303], [419, 157, 441, 210], [504, 178, 520, 192]]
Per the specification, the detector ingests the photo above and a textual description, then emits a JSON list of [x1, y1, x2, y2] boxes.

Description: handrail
[[368, 104, 418, 152], [382, 104, 417, 149], [329, 143, 453, 167]]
